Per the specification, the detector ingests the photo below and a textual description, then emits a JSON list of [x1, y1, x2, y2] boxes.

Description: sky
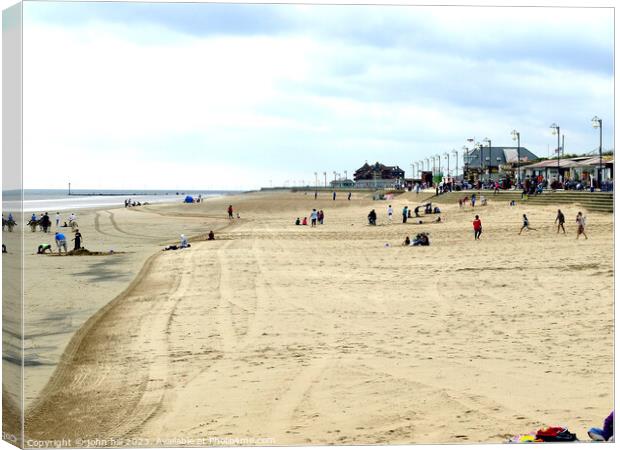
[[20, 1, 614, 190]]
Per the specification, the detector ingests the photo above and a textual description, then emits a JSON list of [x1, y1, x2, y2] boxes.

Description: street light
[[550, 123, 561, 184], [482, 138, 492, 182], [444, 152, 450, 177], [461, 145, 469, 180], [323, 171, 327, 188], [452, 148, 459, 177], [314, 172, 318, 189], [592, 116, 603, 188], [511, 129, 521, 186], [435, 154, 441, 175]]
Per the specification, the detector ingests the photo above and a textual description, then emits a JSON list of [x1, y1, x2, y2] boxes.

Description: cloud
[[22, 3, 613, 189]]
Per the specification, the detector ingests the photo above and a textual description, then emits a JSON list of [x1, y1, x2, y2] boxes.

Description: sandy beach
[[6, 190, 613, 445]]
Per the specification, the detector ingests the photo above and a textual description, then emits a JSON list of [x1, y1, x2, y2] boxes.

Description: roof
[[521, 156, 614, 170], [466, 147, 539, 168]]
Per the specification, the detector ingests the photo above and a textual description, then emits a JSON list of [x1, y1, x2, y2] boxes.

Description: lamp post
[[592, 116, 603, 188], [511, 129, 521, 186], [482, 138, 492, 182], [452, 149, 459, 178], [323, 171, 327, 188], [461, 145, 469, 180], [344, 170, 348, 181], [314, 172, 318, 189], [444, 152, 450, 177], [435, 154, 441, 176], [550, 123, 561, 183]]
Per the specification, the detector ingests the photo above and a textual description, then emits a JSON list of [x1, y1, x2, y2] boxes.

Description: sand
[[4, 190, 613, 445]]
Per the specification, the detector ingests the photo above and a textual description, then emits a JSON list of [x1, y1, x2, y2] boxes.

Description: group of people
[[124, 199, 145, 207], [403, 233, 430, 246], [458, 194, 486, 208], [472, 209, 588, 240], [46, 228, 83, 255], [27, 212, 77, 233], [296, 209, 325, 227]]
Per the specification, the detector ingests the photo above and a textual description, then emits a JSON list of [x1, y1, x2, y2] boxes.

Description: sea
[[2, 189, 242, 214]]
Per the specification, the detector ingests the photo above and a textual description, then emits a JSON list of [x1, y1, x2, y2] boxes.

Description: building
[[465, 146, 538, 181], [521, 156, 613, 186], [329, 178, 355, 189], [353, 162, 405, 189]]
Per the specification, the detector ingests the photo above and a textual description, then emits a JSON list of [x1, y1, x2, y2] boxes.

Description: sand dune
[[17, 191, 613, 445]]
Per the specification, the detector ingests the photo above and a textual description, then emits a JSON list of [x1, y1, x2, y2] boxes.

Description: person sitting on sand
[[576, 212, 587, 240], [180, 234, 189, 248], [37, 244, 52, 254], [2, 244, 6, 253], [433, 206, 441, 214], [435, 216, 442, 223], [208, 230, 215, 240], [424, 203, 432, 214], [368, 209, 377, 226], [588, 411, 613, 441], [510, 200, 516, 207], [412, 233, 430, 246], [403, 236, 411, 246], [72, 229, 83, 251], [295, 217, 301, 226], [302, 217, 308, 226], [55, 232, 67, 254], [519, 214, 537, 234]]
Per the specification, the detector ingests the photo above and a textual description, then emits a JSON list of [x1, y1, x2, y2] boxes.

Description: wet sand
[[8, 190, 613, 445]]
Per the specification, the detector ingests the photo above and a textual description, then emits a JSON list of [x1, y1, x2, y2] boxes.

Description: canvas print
[[1, 1, 614, 447]]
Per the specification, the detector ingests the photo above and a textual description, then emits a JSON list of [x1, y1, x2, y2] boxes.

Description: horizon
[[19, 1, 614, 190]]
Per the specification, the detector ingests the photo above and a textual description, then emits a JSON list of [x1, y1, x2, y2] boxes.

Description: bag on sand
[[536, 427, 577, 442]]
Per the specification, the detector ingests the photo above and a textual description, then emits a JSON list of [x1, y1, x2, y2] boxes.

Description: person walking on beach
[[348, 192, 352, 201], [518, 214, 536, 234], [72, 229, 83, 251], [310, 209, 318, 227], [473, 215, 482, 240], [55, 212, 61, 227], [314, 191, 317, 200], [387, 205, 393, 223], [471, 194, 476, 208], [40, 213, 51, 233], [55, 232, 67, 254], [227, 205, 234, 219], [402, 206, 409, 223], [555, 209, 566, 234], [576, 212, 588, 239], [318, 210, 324, 225], [332, 191, 337, 201]]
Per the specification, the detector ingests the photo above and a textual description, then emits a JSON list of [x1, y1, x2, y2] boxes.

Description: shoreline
[[5, 190, 613, 444]]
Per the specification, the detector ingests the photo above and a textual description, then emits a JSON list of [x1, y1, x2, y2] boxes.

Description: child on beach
[[403, 236, 411, 246], [208, 230, 215, 240], [310, 209, 318, 227], [576, 212, 587, 239], [72, 230, 83, 251], [555, 209, 566, 234], [302, 217, 308, 226], [387, 205, 393, 223], [518, 214, 537, 234], [37, 244, 52, 254], [295, 218, 301, 226], [473, 215, 482, 240], [318, 210, 324, 224]]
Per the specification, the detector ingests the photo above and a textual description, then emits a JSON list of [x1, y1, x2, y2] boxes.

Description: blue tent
[[184, 195, 194, 203]]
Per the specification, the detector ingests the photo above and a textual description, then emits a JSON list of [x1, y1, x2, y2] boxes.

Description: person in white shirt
[[55, 212, 61, 227], [387, 205, 393, 223], [576, 212, 588, 240], [180, 234, 189, 248]]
